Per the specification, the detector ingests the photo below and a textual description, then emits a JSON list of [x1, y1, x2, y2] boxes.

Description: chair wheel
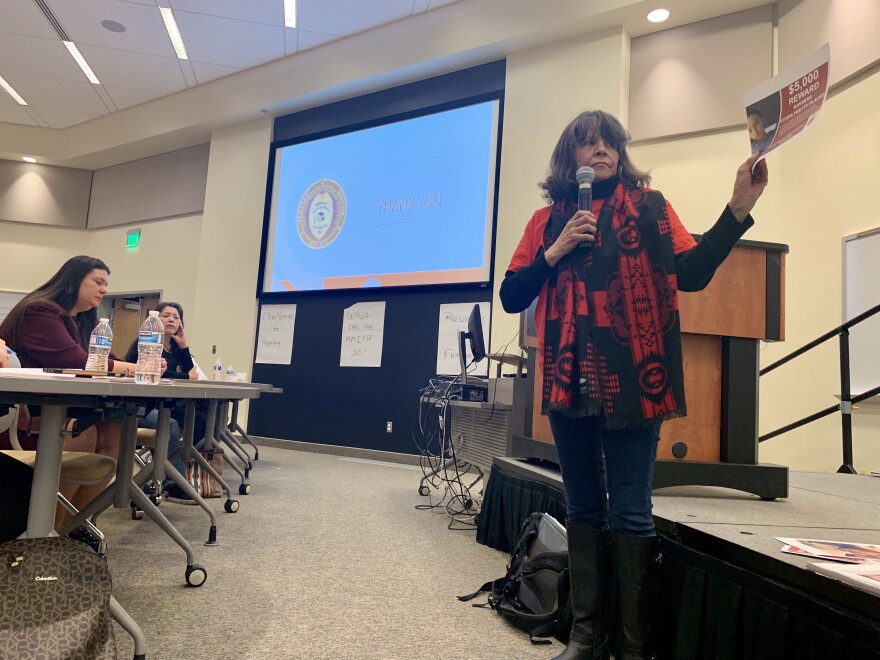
[[224, 499, 239, 513], [464, 498, 474, 510], [247, 461, 253, 471], [149, 494, 161, 506], [238, 483, 251, 495], [130, 504, 143, 520], [185, 564, 207, 587], [418, 485, 430, 496]]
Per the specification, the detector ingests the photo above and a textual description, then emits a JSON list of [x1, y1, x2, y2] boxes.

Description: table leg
[[113, 412, 138, 509], [26, 404, 66, 538]]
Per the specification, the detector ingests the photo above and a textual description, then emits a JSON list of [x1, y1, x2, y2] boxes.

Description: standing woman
[[0, 256, 137, 516], [500, 110, 768, 660]]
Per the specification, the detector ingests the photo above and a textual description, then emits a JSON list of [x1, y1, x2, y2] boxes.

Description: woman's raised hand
[[729, 152, 769, 222]]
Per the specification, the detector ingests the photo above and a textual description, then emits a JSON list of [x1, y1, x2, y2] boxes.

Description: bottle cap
[[99, 318, 109, 323], [149, 311, 159, 316]]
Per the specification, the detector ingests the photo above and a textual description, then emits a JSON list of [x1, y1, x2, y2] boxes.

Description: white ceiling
[[0, 0, 462, 130], [0, 0, 771, 169]]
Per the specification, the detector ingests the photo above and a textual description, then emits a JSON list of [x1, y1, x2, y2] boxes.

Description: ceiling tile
[[0, 33, 88, 81], [0, 1, 62, 39], [46, 0, 177, 58], [29, 107, 107, 129], [168, 0, 284, 26], [103, 86, 163, 111], [175, 11, 285, 68], [295, 29, 342, 54], [296, 0, 415, 36], [77, 44, 189, 94], [190, 61, 245, 86], [0, 104, 39, 127], [1, 72, 109, 115]]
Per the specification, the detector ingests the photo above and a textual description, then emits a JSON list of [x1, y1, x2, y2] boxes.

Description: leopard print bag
[[0, 537, 116, 659]]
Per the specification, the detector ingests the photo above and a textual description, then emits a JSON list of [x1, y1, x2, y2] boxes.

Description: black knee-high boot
[[614, 532, 661, 660], [552, 521, 612, 660]]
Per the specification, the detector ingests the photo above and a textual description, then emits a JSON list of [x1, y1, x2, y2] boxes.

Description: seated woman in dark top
[[0, 255, 138, 523], [125, 302, 208, 503]]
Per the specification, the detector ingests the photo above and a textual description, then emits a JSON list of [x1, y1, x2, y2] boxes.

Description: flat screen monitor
[[459, 303, 487, 385], [261, 99, 500, 293]]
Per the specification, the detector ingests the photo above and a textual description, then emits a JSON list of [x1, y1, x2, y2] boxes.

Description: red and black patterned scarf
[[542, 184, 686, 429]]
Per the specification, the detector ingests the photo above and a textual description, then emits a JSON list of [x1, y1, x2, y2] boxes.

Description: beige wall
[[83, 215, 203, 323], [0, 220, 90, 289]]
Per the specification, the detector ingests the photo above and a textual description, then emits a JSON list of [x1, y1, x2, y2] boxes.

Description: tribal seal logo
[[297, 179, 346, 248]]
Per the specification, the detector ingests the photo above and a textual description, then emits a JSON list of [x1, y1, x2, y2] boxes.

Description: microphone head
[[576, 166, 595, 184]]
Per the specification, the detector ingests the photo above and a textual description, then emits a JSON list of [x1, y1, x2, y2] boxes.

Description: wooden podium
[[511, 238, 789, 499]]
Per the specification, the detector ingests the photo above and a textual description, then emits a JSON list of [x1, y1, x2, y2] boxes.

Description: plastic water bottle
[[85, 318, 113, 372], [213, 357, 223, 381], [225, 364, 234, 382], [135, 311, 165, 385]]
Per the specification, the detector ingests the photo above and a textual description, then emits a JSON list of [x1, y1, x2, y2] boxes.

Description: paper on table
[[776, 537, 880, 564], [809, 561, 880, 596]]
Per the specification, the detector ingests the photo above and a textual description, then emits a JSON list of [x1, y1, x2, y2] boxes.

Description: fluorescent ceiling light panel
[[284, 0, 297, 28], [22, 156, 37, 163], [0, 75, 28, 105], [160, 7, 189, 59], [63, 41, 101, 84]]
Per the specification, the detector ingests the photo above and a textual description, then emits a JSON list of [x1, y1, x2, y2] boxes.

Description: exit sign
[[126, 229, 141, 249]]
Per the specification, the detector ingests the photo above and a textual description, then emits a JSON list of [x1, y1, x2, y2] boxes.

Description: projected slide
[[263, 100, 498, 292]]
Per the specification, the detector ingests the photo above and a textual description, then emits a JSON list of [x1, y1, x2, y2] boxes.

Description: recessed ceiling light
[[647, 9, 670, 23], [63, 41, 101, 84], [22, 156, 37, 163], [160, 8, 189, 60], [284, 0, 297, 28], [0, 74, 28, 105], [100, 19, 126, 33]]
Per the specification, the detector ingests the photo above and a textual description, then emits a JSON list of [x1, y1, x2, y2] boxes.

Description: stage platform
[[477, 457, 880, 659]]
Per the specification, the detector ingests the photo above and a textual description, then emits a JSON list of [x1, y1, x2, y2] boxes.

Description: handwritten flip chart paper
[[340, 301, 386, 367], [437, 302, 490, 376], [255, 304, 297, 365], [743, 43, 829, 161]]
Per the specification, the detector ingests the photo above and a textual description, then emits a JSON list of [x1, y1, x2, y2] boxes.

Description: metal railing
[[758, 302, 880, 473]]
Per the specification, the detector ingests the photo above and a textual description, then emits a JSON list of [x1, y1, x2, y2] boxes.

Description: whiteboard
[[843, 228, 880, 395], [0, 290, 26, 327]]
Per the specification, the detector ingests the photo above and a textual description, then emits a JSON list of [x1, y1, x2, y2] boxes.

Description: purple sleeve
[[17, 303, 89, 369]]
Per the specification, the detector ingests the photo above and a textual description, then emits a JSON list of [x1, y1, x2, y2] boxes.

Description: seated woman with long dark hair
[[0, 255, 138, 525]]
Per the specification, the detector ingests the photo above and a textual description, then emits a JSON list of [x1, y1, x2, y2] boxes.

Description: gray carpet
[[102, 445, 557, 659]]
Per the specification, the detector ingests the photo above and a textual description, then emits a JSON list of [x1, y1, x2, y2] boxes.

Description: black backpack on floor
[[459, 512, 572, 644]]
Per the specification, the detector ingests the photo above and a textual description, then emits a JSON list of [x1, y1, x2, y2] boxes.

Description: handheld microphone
[[575, 166, 595, 248]]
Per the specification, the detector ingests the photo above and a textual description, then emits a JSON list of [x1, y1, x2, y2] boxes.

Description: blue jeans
[[548, 412, 660, 536], [139, 409, 184, 480]]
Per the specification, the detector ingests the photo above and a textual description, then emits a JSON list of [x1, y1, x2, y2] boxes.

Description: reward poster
[[743, 43, 830, 161]]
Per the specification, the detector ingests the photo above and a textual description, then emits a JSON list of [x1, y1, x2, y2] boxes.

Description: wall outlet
[[386, 421, 393, 433]]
